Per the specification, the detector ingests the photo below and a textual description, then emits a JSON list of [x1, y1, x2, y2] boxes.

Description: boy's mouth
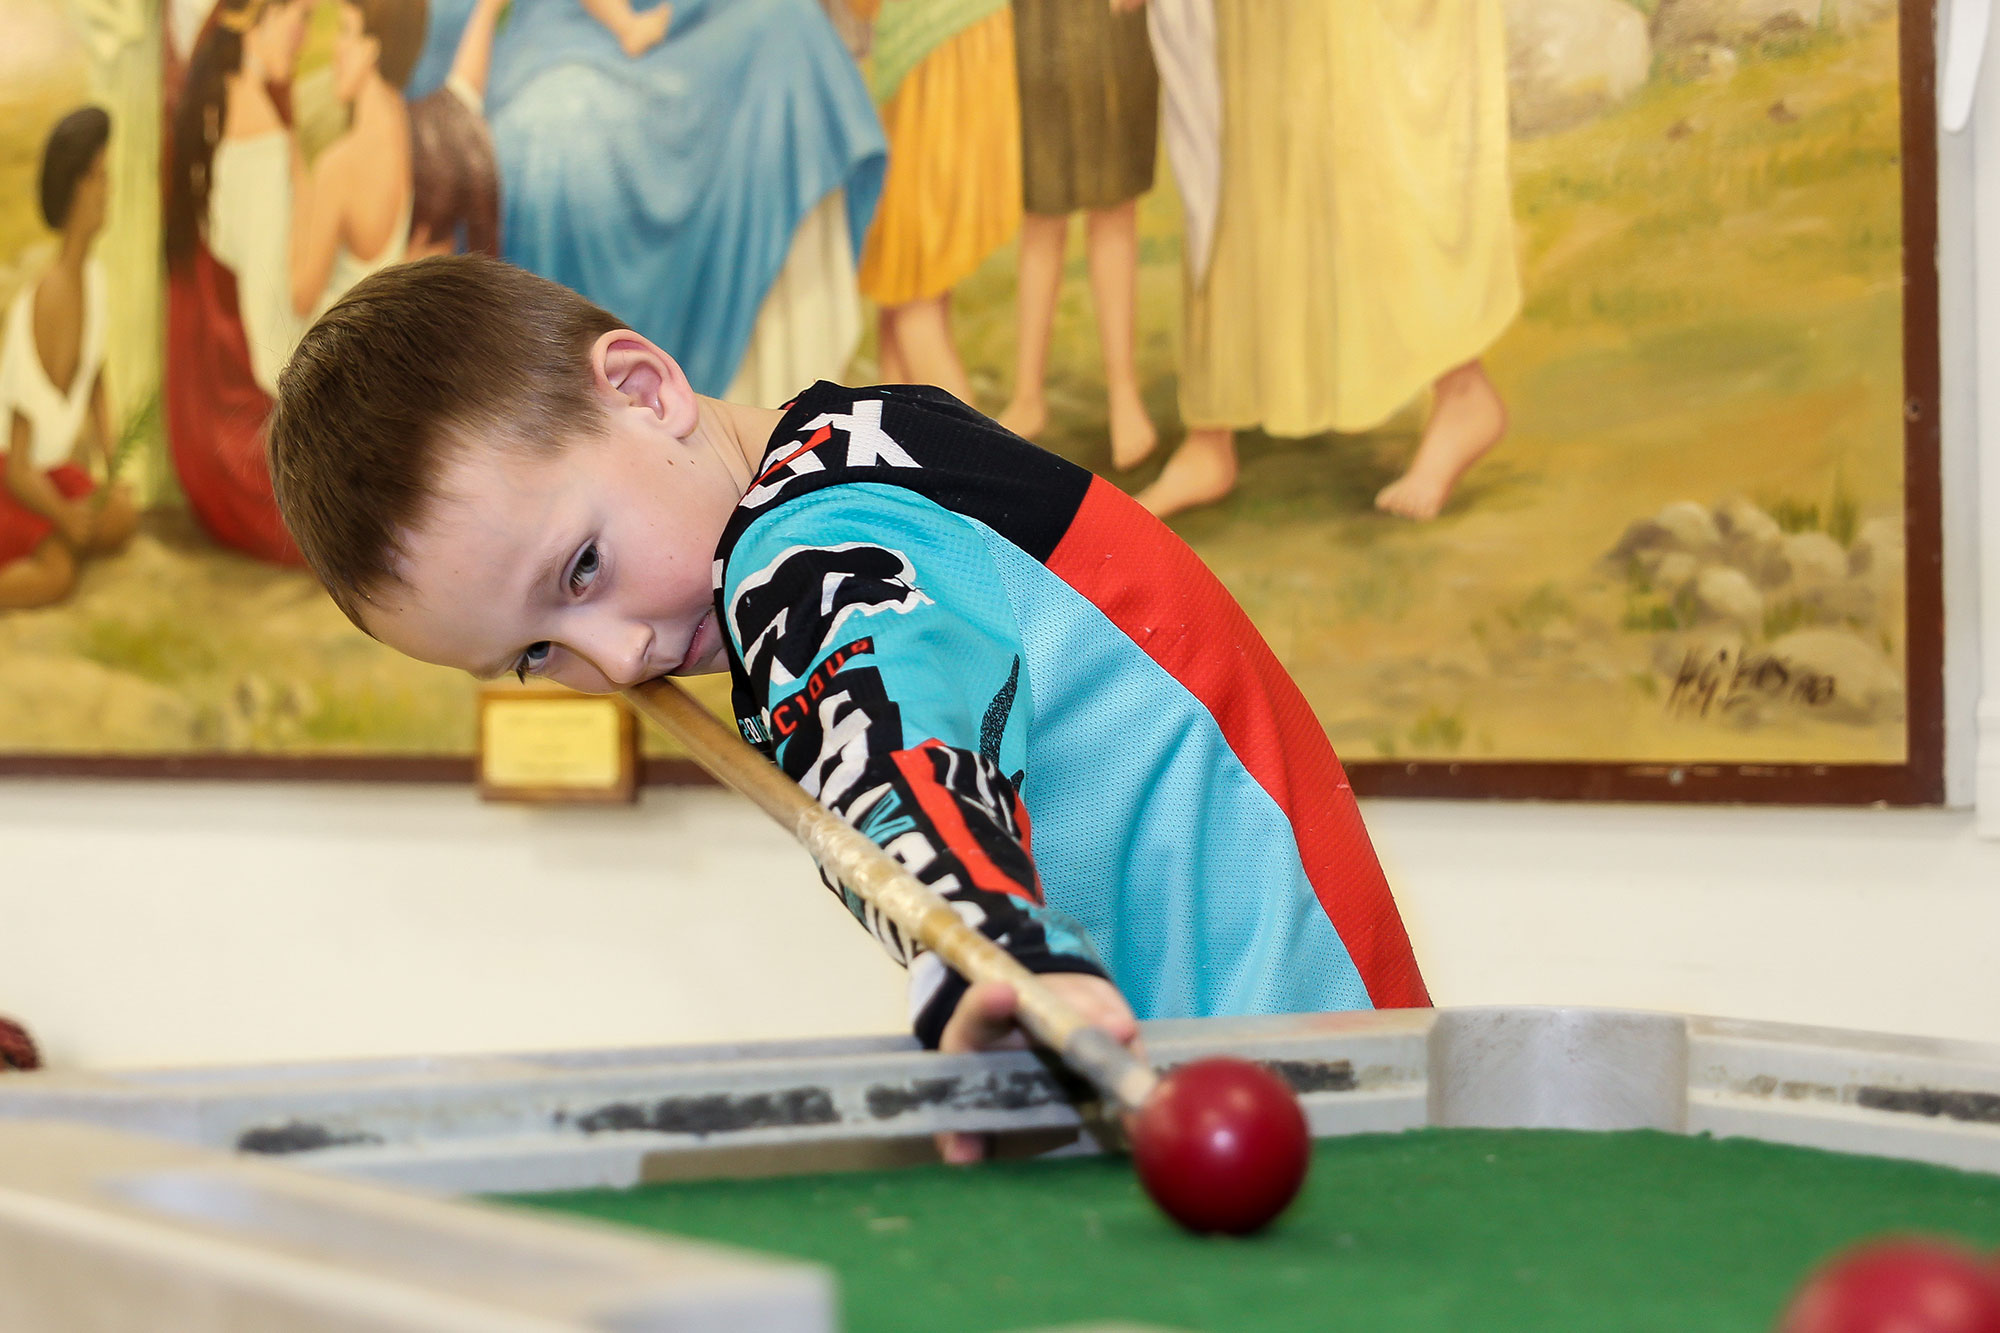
[[671, 611, 717, 675]]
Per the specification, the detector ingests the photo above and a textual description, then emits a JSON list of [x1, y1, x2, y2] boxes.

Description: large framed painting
[[0, 0, 1941, 802]]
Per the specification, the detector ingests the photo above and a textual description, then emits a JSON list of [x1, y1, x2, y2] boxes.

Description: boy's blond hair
[[268, 254, 623, 628]]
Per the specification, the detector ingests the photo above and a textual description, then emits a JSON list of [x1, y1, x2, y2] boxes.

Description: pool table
[[3, 1007, 1999, 1332]]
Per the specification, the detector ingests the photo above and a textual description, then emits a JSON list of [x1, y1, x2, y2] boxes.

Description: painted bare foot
[[1136, 427, 1237, 519], [1375, 360, 1507, 521], [996, 393, 1047, 440], [1108, 385, 1158, 470], [618, 2, 673, 56]]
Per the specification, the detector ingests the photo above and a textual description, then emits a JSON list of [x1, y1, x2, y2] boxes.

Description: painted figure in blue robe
[[409, 0, 887, 402]]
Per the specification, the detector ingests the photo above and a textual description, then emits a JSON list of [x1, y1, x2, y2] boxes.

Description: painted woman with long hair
[[163, 0, 312, 564], [164, 0, 502, 564], [292, 0, 505, 318]]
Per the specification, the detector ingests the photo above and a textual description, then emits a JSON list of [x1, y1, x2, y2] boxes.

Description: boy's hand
[[935, 974, 1144, 1165]]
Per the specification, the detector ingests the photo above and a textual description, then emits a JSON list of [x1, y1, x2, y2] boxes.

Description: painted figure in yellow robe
[[1139, 0, 1521, 522]]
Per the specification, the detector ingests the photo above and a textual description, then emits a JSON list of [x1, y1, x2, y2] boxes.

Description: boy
[[269, 256, 1428, 1147]]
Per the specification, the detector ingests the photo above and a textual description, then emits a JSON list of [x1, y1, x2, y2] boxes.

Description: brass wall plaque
[[477, 688, 638, 804]]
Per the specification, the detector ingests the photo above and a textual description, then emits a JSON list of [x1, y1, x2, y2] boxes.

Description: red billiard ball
[[1777, 1237, 2000, 1333], [1128, 1057, 1310, 1236], [0, 1016, 38, 1072]]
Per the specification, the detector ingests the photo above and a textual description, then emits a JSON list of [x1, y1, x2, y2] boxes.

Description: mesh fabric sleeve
[[721, 483, 1110, 1047]]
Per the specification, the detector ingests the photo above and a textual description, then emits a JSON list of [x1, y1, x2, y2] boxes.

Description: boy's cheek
[[551, 663, 621, 694]]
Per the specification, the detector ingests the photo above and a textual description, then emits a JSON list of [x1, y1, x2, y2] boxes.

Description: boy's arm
[[722, 485, 1111, 1048]]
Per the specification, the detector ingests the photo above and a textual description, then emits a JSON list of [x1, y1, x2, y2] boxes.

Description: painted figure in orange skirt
[[857, 0, 1021, 400], [0, 108, 138, 610]]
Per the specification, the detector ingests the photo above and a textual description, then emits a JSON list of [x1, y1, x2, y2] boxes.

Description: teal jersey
[[716, 384, 1429, 1045]]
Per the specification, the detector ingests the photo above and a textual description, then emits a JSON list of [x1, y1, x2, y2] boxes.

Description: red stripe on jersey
[[891, 742, 1044, 905], [1011, 790, 1036, 859], [1045, 477, 1429, 1009], [753, 424, 833, 487]]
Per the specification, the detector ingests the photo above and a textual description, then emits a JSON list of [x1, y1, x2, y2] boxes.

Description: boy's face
[[361, 333, 741, 694]]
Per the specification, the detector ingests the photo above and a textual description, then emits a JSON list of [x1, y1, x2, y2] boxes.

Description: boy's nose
[[581, 621, 655, 689]]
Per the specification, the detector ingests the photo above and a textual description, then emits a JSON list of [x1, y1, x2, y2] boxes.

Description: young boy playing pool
[[268, 256, 1428, 1156]]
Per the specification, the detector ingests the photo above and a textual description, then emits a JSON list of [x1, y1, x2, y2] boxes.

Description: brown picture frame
[[0, 0, 1943, 806]]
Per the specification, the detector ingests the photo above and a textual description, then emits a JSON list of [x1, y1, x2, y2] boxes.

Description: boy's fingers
[[935, 983, 1019, 1163], [938, 1130, 987, 1164], [938, 980, 1022, 1055], [934, 977, 1146, 1163], [1040, 974, 1143, 1048]]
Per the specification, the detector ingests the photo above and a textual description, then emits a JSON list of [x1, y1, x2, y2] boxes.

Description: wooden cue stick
[[624, 676, 1161, 1115]]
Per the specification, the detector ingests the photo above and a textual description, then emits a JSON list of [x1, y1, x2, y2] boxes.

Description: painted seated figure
[[0, 107, 138, 610]]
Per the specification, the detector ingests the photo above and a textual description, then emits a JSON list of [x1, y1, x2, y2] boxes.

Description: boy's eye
[[514, 641, 551, 682], [567, 543, 601, 595]]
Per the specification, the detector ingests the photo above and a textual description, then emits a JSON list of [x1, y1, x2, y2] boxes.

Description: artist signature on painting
[[1667, 645, 1837, 718]]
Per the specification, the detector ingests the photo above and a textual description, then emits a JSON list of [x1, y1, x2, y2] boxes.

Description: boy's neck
[[691, 396, 788, 498]]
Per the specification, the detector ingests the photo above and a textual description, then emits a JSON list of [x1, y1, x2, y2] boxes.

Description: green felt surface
[[503, 1129, 2000, 1333]]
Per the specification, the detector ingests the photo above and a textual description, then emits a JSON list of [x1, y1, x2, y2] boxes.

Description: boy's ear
[[590, 331, 699, 438]]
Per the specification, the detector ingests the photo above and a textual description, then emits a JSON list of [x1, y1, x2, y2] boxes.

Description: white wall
[[1939, 69, 1986, 811], [1968, 12, 2000, 829], [0, 781, 907, 1070], [4, 781, 1999, 1071], [1379, 800, 2000, 1047]]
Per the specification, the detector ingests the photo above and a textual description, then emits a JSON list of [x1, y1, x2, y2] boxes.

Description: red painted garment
[[0, 463, 93, 567], [165, 242, 303, 566]]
